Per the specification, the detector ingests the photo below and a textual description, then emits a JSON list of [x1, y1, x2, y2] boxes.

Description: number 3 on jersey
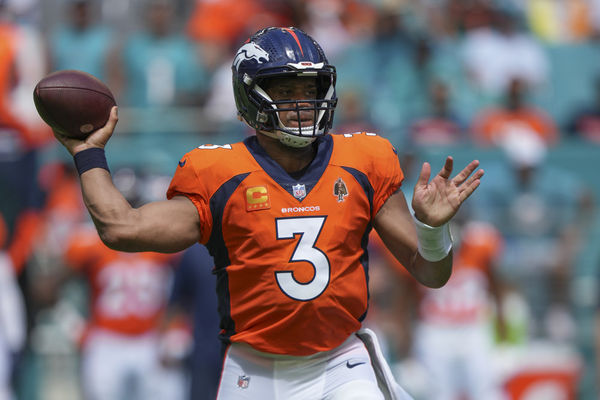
[[275, 216, 330, 301]]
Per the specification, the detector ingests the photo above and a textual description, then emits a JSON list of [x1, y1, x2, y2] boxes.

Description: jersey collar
[[243, 135, 333, 201]]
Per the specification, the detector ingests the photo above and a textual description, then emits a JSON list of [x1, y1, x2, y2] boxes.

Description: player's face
[[264, 76, 318, 129]]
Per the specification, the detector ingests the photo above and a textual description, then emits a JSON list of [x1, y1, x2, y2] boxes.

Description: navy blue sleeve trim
[[206, 172, 250, 343]]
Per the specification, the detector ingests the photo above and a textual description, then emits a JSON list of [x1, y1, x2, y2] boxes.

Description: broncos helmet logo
[[233, 43, 270, 70]]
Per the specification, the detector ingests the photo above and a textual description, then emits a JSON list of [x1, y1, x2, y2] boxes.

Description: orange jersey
[[419, 221, 503, 325], [0, 24, 17, 116], [167, 133, 403, 355], [65, 226, 174, 336], [471, 107, 558, 146]]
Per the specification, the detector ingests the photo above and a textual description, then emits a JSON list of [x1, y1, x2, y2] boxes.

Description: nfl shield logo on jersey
[[292, 183, 307, 200], [237, 375, 250, 389]]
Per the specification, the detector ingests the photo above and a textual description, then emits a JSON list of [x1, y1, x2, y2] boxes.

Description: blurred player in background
[[471, 128, 588, 341], [34, 167, 184, 400], [50, 26, 484, 399], [0, 3, 51, 395], [411, 219, 506, 400], [0, 0, 50, 277], [0, 0, 50, 148], [0, 213, 26, 400], [370, 207, 507, 400], [64, 222, 181, 400], [162, 243, 221, 400]]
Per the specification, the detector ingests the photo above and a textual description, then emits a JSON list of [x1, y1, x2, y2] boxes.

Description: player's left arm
[[374, 191, 452, 288], [374, 156, 483, 288]]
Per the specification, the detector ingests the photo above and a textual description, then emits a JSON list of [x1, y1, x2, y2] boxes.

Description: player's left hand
[[411, 156, 483, 227]]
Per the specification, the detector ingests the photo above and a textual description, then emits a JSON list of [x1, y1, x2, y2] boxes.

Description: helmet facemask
[[249, 70, 337, 147]]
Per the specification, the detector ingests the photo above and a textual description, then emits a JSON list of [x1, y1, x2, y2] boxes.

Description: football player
[[412, 221, 506, 400], [51, 27, 484, 400], [37, 167, 184, 400], [0, 213, 26, 400], [64, 222, 180, 400]]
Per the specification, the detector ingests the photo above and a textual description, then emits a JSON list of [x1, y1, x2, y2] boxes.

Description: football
[[33, 70, 116, 139]]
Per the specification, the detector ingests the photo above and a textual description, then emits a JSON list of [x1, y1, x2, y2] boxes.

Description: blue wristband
[[73, 148, 110, 175]]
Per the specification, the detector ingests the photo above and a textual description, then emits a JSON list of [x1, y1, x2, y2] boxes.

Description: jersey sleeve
[[166, 151, 214, 244], [332, 133, 404, 218], [367, 136, 404, 217]]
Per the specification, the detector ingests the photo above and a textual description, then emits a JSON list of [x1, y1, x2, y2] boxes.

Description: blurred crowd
[[1, 0, 600, 399]]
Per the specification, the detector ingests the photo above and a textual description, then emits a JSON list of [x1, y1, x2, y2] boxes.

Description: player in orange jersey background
[[50, 27, 484, 400], [63, 223, 181, 400], [411, 220, 506, 400], [30, 166, 185, 400]]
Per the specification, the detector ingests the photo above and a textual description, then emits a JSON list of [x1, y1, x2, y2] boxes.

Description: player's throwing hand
[[52, 106, 119, 156]]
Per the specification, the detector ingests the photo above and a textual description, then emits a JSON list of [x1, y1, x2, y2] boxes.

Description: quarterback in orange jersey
[[50, 27, 484, 400], [168, 130, 403, 356], [63, 225, 182, 400]]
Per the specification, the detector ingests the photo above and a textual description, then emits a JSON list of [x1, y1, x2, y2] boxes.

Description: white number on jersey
[[275, 217, 330, 301], [197, 144, 232, 150], [96, 260, 167, 318], [342, 132, 377, 138]]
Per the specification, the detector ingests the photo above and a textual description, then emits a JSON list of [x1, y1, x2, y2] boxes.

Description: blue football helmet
[[232, 27, 337, 148]]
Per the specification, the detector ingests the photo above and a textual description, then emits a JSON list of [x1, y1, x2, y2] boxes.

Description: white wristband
[[412, 213, 453, 262]]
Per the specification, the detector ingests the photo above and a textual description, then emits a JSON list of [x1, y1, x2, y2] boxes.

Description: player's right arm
[[53, 107, 202, 253]]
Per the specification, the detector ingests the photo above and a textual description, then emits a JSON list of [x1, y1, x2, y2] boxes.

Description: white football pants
[[81, 329, 185, 400], [0, 253, 25, 400], [217, 328, 413, 400]]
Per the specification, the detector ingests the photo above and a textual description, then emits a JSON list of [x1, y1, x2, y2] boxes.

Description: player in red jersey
[[50, 27, 484, 400], [64, 223, 180, 400]]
